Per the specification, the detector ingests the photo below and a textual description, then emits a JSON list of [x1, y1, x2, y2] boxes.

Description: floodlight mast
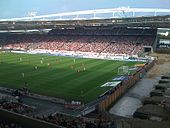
[[0, 7, 170, 21]]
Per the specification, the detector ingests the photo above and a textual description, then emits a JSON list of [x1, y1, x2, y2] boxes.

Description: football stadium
[[0, 1, 170, 128]]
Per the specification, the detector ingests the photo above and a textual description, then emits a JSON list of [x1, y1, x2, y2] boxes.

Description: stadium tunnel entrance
[[144, 46, 153, 53]]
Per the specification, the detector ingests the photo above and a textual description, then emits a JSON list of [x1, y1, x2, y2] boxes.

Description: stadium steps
[[76, 43, 87, 51], [100, 42, 112, 53]]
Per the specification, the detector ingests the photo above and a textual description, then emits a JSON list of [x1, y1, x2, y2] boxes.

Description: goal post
[[118, 66, 129, 75]]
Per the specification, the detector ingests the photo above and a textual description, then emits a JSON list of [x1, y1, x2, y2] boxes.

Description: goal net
[[118, 66, 129, 75]]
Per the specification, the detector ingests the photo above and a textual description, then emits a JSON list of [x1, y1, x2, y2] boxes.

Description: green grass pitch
[[0, 52, 141, 103]]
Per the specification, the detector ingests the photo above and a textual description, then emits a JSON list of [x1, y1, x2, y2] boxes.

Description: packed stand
[[35, 112, 116, 128], [0, 100, 33, 116], [0, 27, 157, 56]]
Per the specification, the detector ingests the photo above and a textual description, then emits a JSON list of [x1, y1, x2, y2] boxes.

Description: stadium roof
[[0, 7, 170, 32], [1, 7, 170, 21], [0, 14, 170, 32]]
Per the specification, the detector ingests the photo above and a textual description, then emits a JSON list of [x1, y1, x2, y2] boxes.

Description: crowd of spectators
[[0, 90, 117, 128], [0, 34, 156, 56], [0, 99, 115, 128], [35, 113, 116, 128], [0, 100, 33, 116]]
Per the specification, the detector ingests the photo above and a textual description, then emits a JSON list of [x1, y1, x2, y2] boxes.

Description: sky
[[0, 0, 170, 19]]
